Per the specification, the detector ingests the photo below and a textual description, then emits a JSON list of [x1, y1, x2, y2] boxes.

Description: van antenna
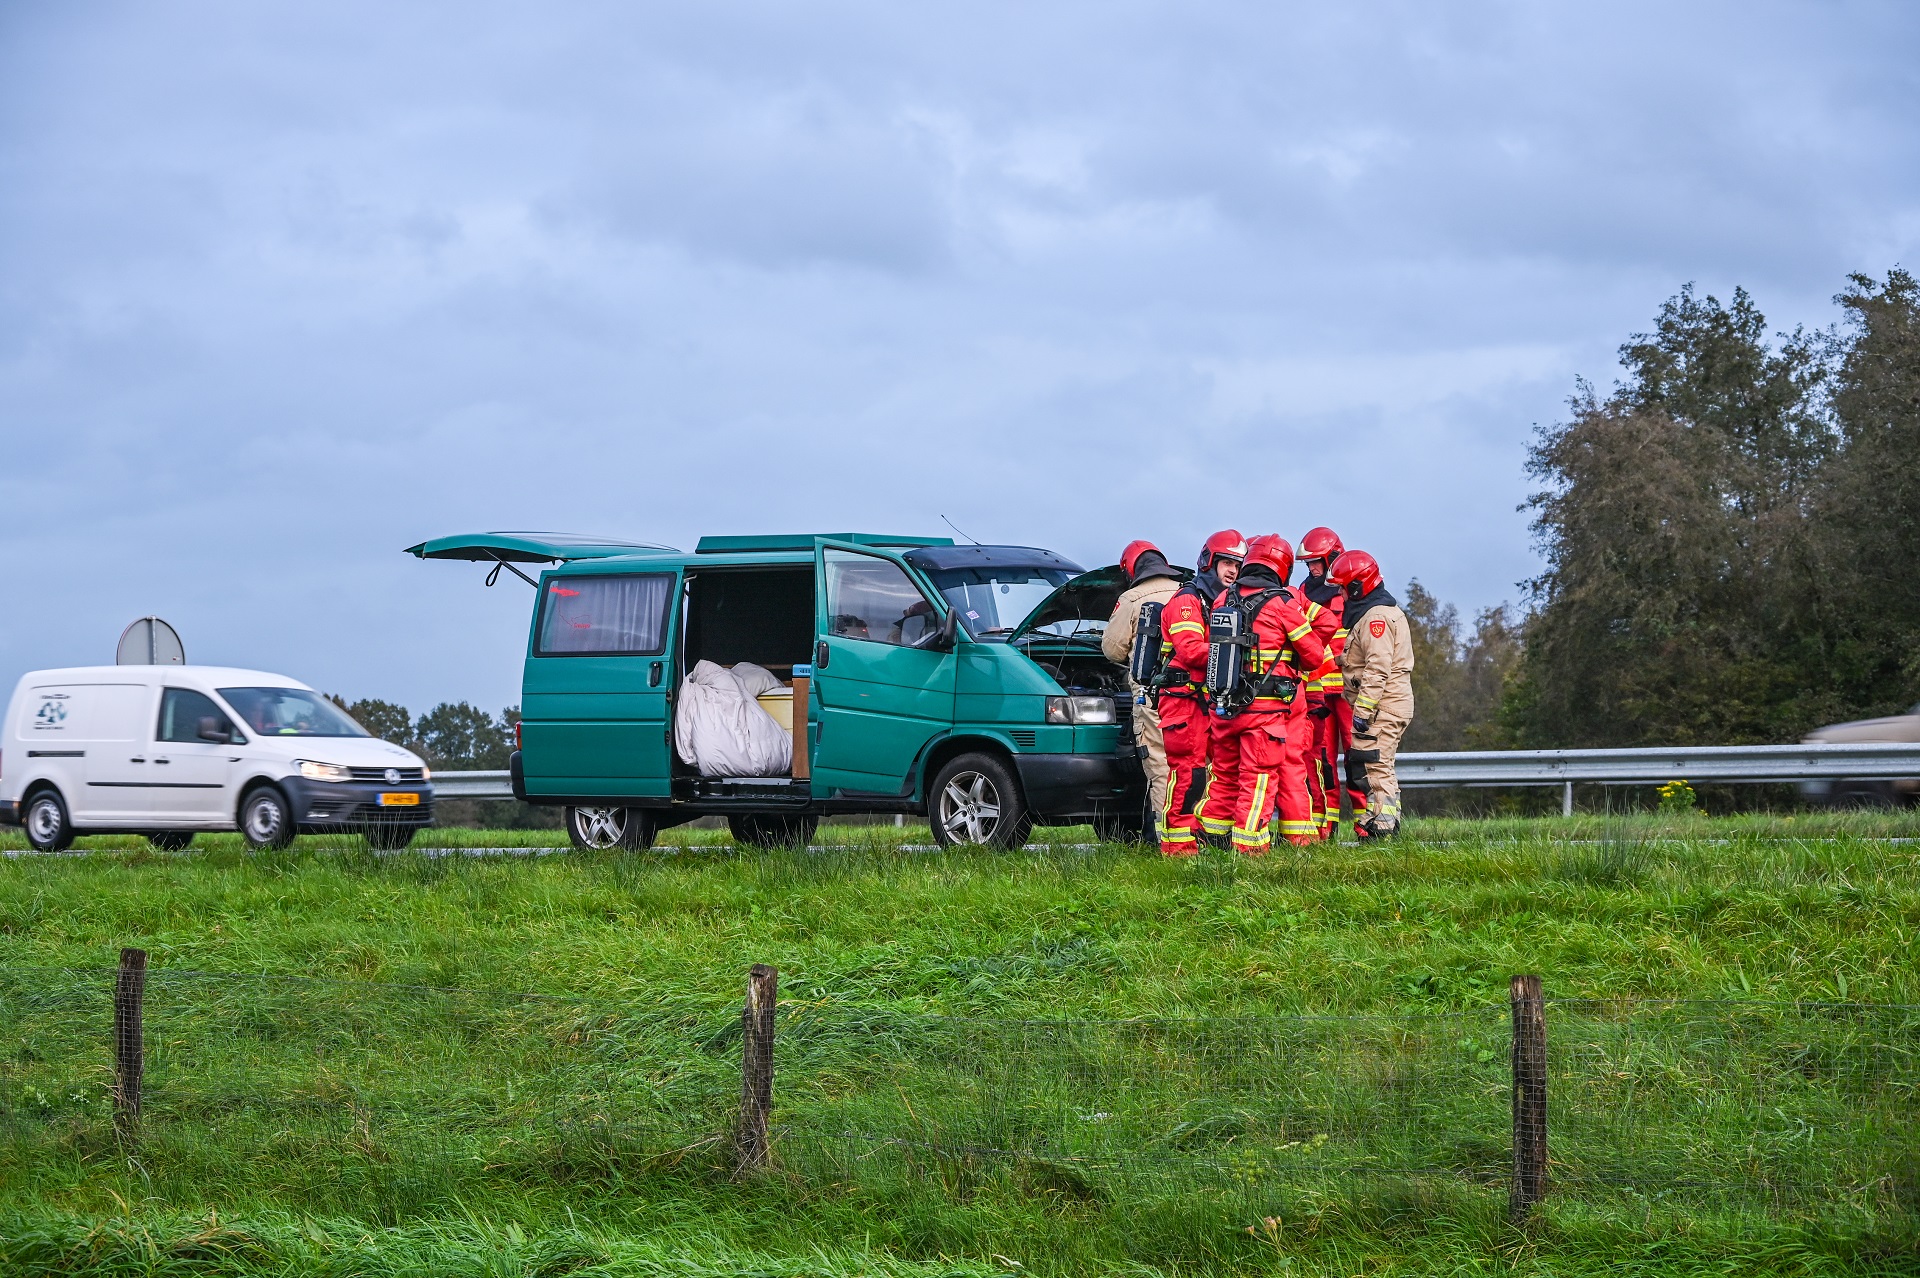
[[940, 515, 981, 545]]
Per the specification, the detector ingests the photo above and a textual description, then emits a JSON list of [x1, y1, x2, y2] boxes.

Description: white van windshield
[[219, 688, 370, 738]]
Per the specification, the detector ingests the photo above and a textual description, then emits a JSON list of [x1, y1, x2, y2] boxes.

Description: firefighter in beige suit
[[1102, 541, 1185, 823], [1329, 550, 1414, 836]]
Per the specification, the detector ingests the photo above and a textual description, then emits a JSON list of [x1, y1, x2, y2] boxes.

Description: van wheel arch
[[236, 775, 290, 825], [20, 778, 64, 809], [919, 736, 1022, 808]]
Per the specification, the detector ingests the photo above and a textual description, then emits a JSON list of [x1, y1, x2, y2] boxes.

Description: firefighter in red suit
[[1154, 530, 1245, 856], [1297, 526, 1361, 839], [1195, 535, 1326, 853]]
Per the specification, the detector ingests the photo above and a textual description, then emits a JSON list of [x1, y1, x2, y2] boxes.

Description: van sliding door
[[811, 542, 956, 798], [520, 570, 680, 801]]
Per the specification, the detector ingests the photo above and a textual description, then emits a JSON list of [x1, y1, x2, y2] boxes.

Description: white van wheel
[[566, 806, 655, 851], [930, 753, 1033, 850], [240, 786, 296, 851], [24, 790, 75, 853]]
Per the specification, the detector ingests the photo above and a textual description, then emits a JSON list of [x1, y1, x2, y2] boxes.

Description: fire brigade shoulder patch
[[1369, 619, 1387, 637]]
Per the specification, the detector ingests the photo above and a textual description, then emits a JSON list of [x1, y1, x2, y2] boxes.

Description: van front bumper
[[1015, 752, 1141, 823], [282, 778, 435, 828]]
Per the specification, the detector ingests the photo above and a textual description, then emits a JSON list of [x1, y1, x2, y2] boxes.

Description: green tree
[[1817, 268, 1920, 715], [412, 702, 514, 770], [1403, 581, 1522, 752], [1507, 285, 1833, 747], [341, 698, 413, 746]]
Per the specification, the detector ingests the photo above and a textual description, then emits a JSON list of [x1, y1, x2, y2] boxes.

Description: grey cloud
[[1, 1, 1916, 708]]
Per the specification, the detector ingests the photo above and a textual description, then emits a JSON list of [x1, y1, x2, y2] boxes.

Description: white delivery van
[[0, 667, 433, 852]]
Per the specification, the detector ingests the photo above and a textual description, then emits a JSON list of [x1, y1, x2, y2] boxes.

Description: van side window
[[158, 689, 241, 743], [537, 574, 674, 655], [823, 550, 940, 647]]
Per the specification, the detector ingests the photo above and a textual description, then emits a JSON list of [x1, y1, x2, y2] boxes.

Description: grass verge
[[0, 814, 1915, 1275]]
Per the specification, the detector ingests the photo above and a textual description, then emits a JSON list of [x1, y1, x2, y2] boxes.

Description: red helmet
[[1299, 527, 1344, 570], [1197, 529, 1247, 573], [1119, 539, 1162, 579], [1328, 549, 1382, 597], [1242, 534, 1294, 583]]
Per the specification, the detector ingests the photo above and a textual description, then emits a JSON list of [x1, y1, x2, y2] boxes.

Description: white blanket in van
[[674, 661, 793, 777]]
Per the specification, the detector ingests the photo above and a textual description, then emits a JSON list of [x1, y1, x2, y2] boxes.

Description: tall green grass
[[0, 814, 1915, 1275]]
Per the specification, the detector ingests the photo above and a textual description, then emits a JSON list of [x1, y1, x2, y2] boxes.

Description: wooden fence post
[[113, 947, 148, 1140], [1509, 973, 1547, 1221], [735, 963, 778, 1173]]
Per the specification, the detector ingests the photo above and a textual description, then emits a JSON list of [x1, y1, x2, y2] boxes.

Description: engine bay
[[1016, 638, 1128, 697]]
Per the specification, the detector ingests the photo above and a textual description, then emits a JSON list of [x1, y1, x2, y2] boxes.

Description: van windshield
[[924, 567, 1077, 640], [219, 688, 370, 738]]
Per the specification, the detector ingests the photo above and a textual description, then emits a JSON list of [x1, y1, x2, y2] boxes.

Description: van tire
[[23, 790, 75, 853], [239, 785, 296, 851], [147, 831, 196, 851], [728, 814, 819, 848], [929, 752, 1033, 850], [566, 806, 655, 851]]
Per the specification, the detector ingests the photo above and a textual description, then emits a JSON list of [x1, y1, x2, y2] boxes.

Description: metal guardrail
[[1394, 742, 1920, 787], [432, 743, 1920, 804], [430, 771, 519, 799]]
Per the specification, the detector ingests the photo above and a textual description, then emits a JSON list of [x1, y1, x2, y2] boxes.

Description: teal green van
[[410, 532, 1153, 849]]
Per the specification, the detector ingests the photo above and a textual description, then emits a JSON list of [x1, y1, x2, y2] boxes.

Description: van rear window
[[537, 574, 673, 655]]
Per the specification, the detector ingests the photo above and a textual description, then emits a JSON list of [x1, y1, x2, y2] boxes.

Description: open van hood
[[405, 532, 677, 563], [1007, 563, 1193, 643]]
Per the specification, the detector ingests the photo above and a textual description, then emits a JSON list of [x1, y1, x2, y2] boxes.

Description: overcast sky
[[2, 1, 1916, 713]]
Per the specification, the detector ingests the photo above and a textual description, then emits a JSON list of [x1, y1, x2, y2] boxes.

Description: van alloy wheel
[[939, 771, 1003, 843], [565, 805, 656, 851], [928, 751, 1033, 850]]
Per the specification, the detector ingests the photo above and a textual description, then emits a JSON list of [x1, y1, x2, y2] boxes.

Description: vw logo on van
[[384, 768, 401, 785]]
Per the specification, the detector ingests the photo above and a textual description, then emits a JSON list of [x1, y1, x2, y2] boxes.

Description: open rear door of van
[[410, 532, 683, 804], [407, 532, 677, 586]]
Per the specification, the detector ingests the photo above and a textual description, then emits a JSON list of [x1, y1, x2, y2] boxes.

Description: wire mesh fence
[[0, 962, 1912, 1229]]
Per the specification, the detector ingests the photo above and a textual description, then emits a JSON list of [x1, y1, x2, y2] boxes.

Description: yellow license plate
[[377, 792, 420, 807]]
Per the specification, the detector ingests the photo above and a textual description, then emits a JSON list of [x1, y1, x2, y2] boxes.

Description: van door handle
[[649, 661, 663, 688], [153, 757, 170, 765], [130, 757, 146, 764], [815, 641, 830, 668]]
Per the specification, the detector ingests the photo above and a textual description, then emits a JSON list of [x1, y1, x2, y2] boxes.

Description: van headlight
[[1045, 696, 1117, 725], [296, 760, 351, 782]]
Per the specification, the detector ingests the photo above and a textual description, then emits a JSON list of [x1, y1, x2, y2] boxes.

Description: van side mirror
[[197, 716, 232, 744], [917, 608, 960, 652]]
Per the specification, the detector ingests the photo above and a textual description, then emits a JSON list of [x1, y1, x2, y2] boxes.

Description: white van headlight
[[296, 760, 351, 782], [1044, 696, 1117, 725]]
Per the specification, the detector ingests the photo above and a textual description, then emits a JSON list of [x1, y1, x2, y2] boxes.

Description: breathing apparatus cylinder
[[1206, 604, 1245, 710], [1129, 601, 1165, 686]]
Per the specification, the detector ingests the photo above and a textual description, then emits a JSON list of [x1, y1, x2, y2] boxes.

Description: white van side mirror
[[197, 716, 232, 745]]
